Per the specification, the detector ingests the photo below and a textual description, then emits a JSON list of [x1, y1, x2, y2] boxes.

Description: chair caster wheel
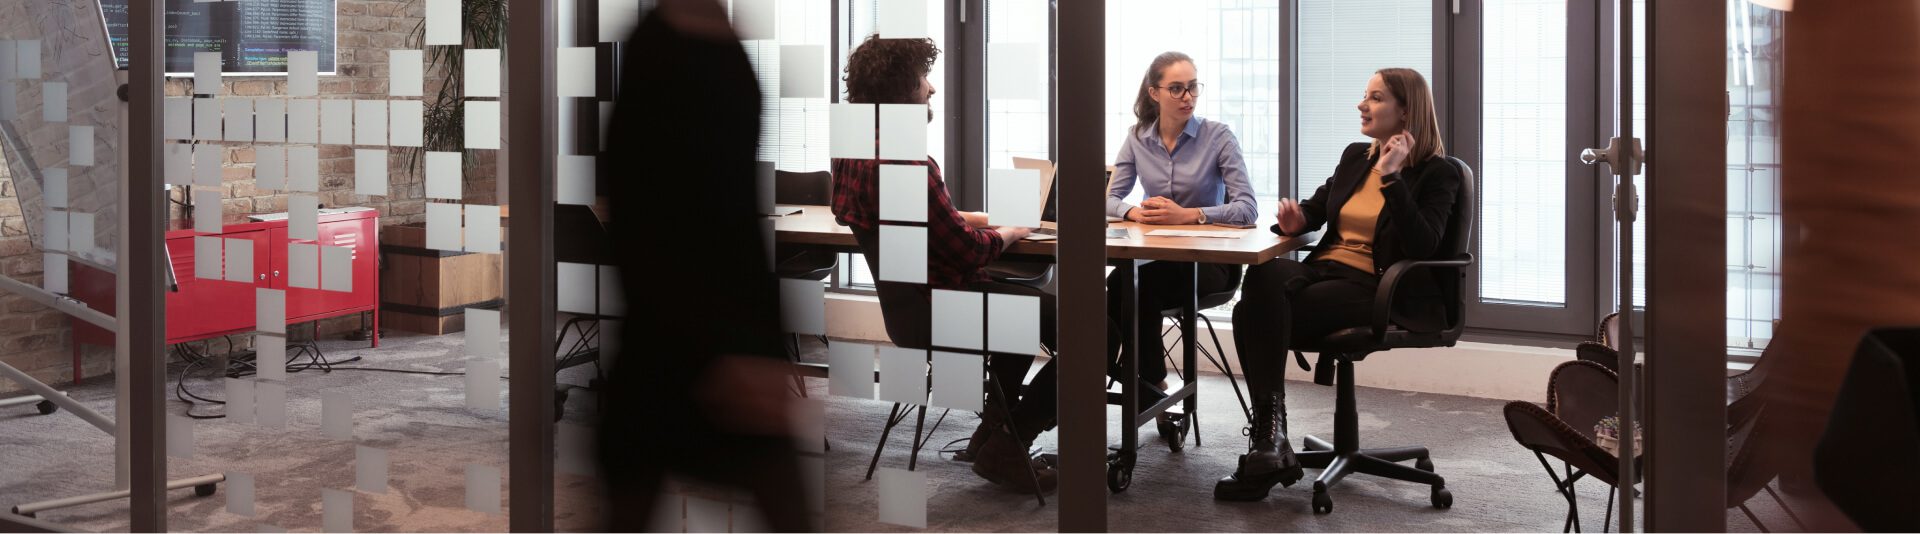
[[1106, 461, 1132, 493], [1432, 486, 1453, 509], [1158, 413, 1189, 452], [1312, 491, 1333, 514], [1416, 458, 1434, 472], [36, 400, 57, 415], [194, 483, 218, 497]]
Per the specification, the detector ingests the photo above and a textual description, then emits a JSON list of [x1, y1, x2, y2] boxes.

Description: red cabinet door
[[165, 230, 270, 342], [267, 227, 329, 319]]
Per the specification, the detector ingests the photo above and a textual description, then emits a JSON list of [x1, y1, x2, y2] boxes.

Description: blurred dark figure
[[597, 0, 810, 531]]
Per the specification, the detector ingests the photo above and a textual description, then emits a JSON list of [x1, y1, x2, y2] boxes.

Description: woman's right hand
[[1275, 198, 1306, 235]]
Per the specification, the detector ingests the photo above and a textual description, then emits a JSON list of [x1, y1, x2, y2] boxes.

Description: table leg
[[1183, 262, 1199, 447], [1119, 259, 1140, 460]]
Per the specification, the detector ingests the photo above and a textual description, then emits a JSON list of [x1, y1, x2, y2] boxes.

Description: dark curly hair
[[842, 35, 940, 104]]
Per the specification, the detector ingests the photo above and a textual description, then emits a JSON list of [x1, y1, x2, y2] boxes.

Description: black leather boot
[[1213, 392, 1303, 501]]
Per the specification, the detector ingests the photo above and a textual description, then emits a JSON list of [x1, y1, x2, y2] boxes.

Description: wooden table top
[[771, 205, 1314, 266]]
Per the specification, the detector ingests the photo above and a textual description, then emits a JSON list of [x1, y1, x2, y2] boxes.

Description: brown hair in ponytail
[[1132, 51, 1194, 136]]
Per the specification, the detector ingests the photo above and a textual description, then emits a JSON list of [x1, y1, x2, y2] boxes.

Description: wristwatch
[[1197, 210, 1209, 225]]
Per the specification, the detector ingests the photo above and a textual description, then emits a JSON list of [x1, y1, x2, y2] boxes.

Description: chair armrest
[[1369, 253, 1476, 342]]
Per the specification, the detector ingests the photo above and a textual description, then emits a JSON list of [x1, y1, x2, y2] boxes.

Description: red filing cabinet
[[69, 209, 381, 381]]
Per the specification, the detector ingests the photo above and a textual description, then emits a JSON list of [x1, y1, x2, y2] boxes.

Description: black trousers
[[1229, 259, 1380, 400], [966, 279, 1059, 441], [1106, 262, 1243, 385]]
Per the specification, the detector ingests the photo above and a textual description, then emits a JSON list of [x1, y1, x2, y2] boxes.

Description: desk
[[773, 205, 1312, 490]]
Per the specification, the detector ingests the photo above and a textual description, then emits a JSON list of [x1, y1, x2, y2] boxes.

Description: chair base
[[1295, 356, 1453, 514]]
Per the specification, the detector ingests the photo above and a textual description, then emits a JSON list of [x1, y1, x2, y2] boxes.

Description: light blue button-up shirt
[[1108, 116, 1259, 226]]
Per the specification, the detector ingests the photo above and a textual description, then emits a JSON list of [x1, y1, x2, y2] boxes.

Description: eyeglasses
[[1154, 82, 1203, 98]]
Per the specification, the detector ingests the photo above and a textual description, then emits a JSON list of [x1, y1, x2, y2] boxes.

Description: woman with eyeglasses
[[1105, 51, 1259, 442]]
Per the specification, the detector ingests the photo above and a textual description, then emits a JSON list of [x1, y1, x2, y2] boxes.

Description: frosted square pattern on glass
[[876, 467, 928, 528], [194, 144, 222, 187], [193, 99, 221, 141], [354, 149, 387, 196], [322, 390, 353, 440], [43, 254, 67, 294], [601, 0, 641, 41], [42, 82, 65, 122], [425, 203, 462, 251], [257, 336, 287, 382], [288, 146, 319, 191], [223, 237, 253, 283], [877, 225, 926, 284], [225, 378, 255, 424], [321, 245, 353, 292], [988, 293, 1041, 355], [44, 168, 66, 209], [828, 342, 875, 399], [877, 0, 928, 39], [425, 152, 462, 199], [289, 194, 318, 240], [193, 190, 222, 233], [287, 51, 318, 96], [779, 45, 825, 99], [597, 265, 623, 315], [778, 278, 825, 336], [558, 47, 596, 97], [930, 289, 983, 350], [68, 126, 93, 166], [13, 41, 38, 78], [255, 145, 286, 190], [288, 242, 318, 289], [465, 49, 501, 98], [390, 100, 424, 147], [322, 488, 351, 533], [465, 465, 502, 514], [930, 352, 983, 412], [465, 101, 501, 149], [193, 52, 221, 95], [829, 103, 876, 160], [166, 414, 193, 459], [877, 346, 926, 405], [0, 84, 12, 121], [288, 99, 318, 144], [755, 161, 775, 215], [734, 0, 777, 40], [464, 204, 501, 253], [878, 164, 927, 223], [194, 236, 222, 280], [686, 497, 727, 533], [465, 359, 501, 411], [355, 446, 387, 493], [390, 50, 424, 96], [70, 213, 94, 255], [466, 308, 501, 358], [989, 42, 1042, 100], [43, 212, 66, 253], [557, 155, 595, 205], [225, 472, 254, 516], [556, 262, 595, 314], [164, 143, 191, 185], [255, 99, 286, 142], [256, 288, 285, 334], [164, 97, 192, 139], [988, 168, 1042, 227], [223, 98, 253, 142], [354, 100, 386, 145], [255, 380, 287, 427], [425, 0, 462, 45], [320, 99, 353, 145], [878, 104, 928, 161]]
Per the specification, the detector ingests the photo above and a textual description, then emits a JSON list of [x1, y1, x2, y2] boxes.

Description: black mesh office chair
[[1288, 156, 1475, 514], [774, 170, 838, 390]]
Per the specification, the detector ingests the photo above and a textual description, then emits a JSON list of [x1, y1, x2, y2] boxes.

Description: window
[[1724, 0, 1784, 349], [1295, 0, 1431, 199], [744, 0, 833, 172], [987, 0, 1051, 166], [1479, 0, 1568, 306]]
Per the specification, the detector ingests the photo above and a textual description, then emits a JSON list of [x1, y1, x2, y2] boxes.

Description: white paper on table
[[989, 42, 1043, 101], [163, 144, 191, 185], [425, 202, 462, 252], [425, 151, 462, 200], [193, 190, 223, 234], [322, 390, 353, 440], [42, 81, 66, 122], [256, 336, 287, 381], [321, 245, 353, 292], [193, 52, 222, 95], [1143, 229, 1250, 238], [555, 262, 595, 314], [828, 103, 876, 160], [876, 467, 928, 528], [256, 288, 286, 334], [69, 212, 95, 256], [287, 146, 319, 192], [287, 51, 319, 96], [778, 278, 826, 336], [878, 346, 927, 405], [734, 0, 778, 40], [465, 464, 502, 515], [288, 194, 318, 240], [597, 265, 623, 316], [320, 99, 353, 145], [354, 148, 387, 196], [194, 236, 223, 280], [987, 293, 1042, 355], [14, 40, 39, 79], [223, 98, 254, 142], [556, 155, 594, 205], [354, 100, 386, 146], [224, 237, 253, 283], [600, 0, 641, 42], [166, 414, 194, 458], [42, 253, 68, 294], [322, 488, 352, 533], [779, 45, 825, 98], [164, 97, 193, 139], [389, 100, 423, 147], [254, 145, 286, 190], [254, 379, 287, 427], [877, 224, 927, 284], [930, 351, 984, 411], [43, 168, 66, 209], [355, 446, 387, 494], [987, 168, 1043, 227], [43, 211, 67, 252], [877, 164, 928, 223], [464, 49, 501, 98], [194, 144, 222, 188], [225, 378, 255, 424], [254, 98, 286, 142], [390, 49, 424, 97], [68, 126, 94, 166], [288, 242, 319, 289], [465, 359, 501, 411], [287, 99, 319, 143], [557, 47, 596, 97], [465, 308, 500, 359], [878, 104, 928, 161], [424, 0, 462, 45], [464, 204, 500, 253], [877, 0, 928, 38], [464, 100, 501, 149], [930, 289, 984, 350], [225, 472, 255, 516]]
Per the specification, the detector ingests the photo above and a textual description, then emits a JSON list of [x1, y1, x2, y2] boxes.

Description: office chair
[[1150, 274, 1252, 451], [1287, 156, 1474, 514], [773, 170, 839, 394], [1816, 327, 1920, 532], [553, 204, 616, 420]]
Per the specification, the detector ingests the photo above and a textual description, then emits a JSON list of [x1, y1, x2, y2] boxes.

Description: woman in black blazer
[[1215, 68, 1462, 501]]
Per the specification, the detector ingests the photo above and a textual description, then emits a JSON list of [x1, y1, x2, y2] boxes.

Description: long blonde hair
[[1367, 68, 1446, 164]]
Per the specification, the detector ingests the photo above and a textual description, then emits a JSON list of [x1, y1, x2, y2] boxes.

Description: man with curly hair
[[831, 34, 1059, 493]]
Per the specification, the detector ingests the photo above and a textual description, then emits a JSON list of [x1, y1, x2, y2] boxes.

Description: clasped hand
[[1132, 196, 1202, 225]]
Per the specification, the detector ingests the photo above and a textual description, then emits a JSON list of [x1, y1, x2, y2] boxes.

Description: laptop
[[1015, 159, 1126, 239]]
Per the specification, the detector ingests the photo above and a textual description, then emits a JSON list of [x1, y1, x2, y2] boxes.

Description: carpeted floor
[[0, 332, 1812, 532]]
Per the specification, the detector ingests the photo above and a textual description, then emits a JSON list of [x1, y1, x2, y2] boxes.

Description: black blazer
[[1272, 142, 1462, 333]]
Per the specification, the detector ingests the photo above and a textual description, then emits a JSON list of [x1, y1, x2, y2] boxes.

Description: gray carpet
[[0, 332, 1810, 532]]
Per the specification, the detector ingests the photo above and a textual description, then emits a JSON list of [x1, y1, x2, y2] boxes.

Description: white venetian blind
[[1479, 0, 1569, 306], [1295, 0, 1431, 199], [741, 0, 832, 173]]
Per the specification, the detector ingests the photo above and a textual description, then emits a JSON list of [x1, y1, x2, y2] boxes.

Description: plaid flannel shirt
[[831, 157, 1005, 290]]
